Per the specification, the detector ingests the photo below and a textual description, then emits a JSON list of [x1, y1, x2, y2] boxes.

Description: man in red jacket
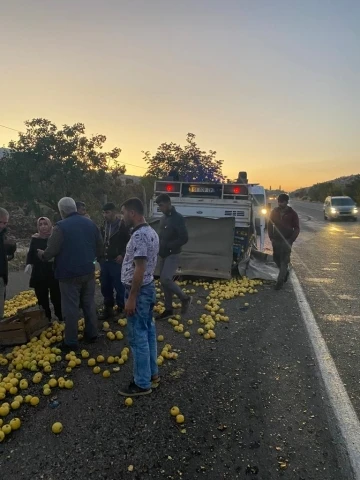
[[268, 194, 300, 290]]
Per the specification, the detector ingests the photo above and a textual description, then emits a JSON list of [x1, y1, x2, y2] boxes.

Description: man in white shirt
[[119, 197, 160, 397]]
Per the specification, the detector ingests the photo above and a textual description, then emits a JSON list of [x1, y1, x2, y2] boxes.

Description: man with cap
[[99, 202, 130, 319], [268, 194, 300, 290]]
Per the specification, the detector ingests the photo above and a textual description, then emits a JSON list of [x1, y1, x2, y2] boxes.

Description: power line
[[0, 123, 147, 170], [0, 124, 22, 133]]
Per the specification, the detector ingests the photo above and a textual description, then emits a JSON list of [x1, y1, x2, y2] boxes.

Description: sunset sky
[[1, 0, 359, 190]]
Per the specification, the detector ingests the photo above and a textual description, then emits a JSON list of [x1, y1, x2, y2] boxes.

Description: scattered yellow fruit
[[30, 396, 40, 406], [170, 406, 180, 416], [102, 370, 111, 378], [11, 400, 21, 410], [125, 397, 133, 406], [176, 414, 185, 424], [52, 422, 63, 434], [1, 424, 12, 435], [10, 417, 21, 430]]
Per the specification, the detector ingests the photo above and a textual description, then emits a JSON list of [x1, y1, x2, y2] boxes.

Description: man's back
[[55, 213, 100, 280]]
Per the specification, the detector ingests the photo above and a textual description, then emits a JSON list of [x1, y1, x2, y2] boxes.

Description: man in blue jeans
[[119, 197, 159, 397], [99, 203, 130, 319]]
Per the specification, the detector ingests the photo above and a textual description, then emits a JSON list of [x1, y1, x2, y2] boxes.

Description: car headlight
[[261, 208, 267, 215], [330, 207, 337, 214], [353, 208, 358, 213]]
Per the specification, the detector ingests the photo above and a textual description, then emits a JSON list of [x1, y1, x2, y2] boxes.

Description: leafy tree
[[308, 181, 343, 202], [1, 118, 125, 212], [344, 176, 360, 204], [143, 133, 225, 182]]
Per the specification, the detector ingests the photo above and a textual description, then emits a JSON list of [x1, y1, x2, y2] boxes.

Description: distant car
[[323, 196, 358, 221]]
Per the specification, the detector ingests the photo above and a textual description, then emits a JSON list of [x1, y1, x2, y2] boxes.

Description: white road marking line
[[291, 270, 360, 479]]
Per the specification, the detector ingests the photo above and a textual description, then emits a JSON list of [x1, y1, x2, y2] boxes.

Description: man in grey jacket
[[155, 194, 192, 320]]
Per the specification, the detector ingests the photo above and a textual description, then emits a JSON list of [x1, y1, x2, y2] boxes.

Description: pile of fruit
[[2, 290, 38, 319]]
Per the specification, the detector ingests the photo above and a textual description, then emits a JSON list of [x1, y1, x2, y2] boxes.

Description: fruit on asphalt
[[1, 424, 12, 435], [93, 366, 101, 374], [52, 422, 63, 434], [0, 405, 10, 417], [65, 380, 74, 389], [30, 396, 40, 406], [176, 414, 185, 424], [11, 400, 21, 410], [9, 417, 21, 430], [170, 406, 180, 416], [19, 379, 28, 390], [125, 398, 133, 406], [157, 335, 164, 342], [102, 370, 111, 378]]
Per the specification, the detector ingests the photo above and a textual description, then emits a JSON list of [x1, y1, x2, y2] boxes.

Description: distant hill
[[291, 174, 360, 196], [292, 174, 360, 204]]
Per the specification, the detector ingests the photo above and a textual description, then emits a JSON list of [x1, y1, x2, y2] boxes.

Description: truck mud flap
[[150, 216, 235, 280]]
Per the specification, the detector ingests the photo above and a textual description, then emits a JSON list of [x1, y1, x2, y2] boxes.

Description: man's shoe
[[151, 376, 161, 389], [181, 296, 193, 315], [119, 381, 152, 397], [83, 335, 98, 344], [284, 270, 290, 283], [98, 307, 114, 321], [155, 310, 173, 321], [59, 341, 79, 353]]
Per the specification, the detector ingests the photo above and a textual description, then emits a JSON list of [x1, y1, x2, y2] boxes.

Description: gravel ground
[[0, 278, 343, 479]]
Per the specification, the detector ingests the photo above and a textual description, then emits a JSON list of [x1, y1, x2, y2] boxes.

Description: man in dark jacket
[[268, 194, 300, 290], [38, 197, 103, 350], [0, 208, 16, 320], [155, 194, 192, 320], [99, 202, 130, 319]]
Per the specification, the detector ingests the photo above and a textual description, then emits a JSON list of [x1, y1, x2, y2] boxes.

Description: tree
[[1, 118, 125, 212], [344, 176, 360, 205], [308, 181, 343, 202], [143, 133, 225, 182]]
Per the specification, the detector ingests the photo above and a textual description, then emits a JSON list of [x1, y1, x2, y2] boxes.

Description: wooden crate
[[0, 309, 48, 347]]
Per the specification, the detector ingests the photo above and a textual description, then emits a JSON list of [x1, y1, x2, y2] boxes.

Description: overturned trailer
[[149, 179, 263, 280]]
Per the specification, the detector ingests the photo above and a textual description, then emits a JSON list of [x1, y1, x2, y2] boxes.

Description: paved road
[[3, 206, 358, 477], [290, 200, 360, 417]]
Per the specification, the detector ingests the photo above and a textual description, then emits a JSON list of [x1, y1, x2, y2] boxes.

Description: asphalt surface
[[289, 200, 360, 418], [1, 210, 356, 478], [0, 280, 343, 479]]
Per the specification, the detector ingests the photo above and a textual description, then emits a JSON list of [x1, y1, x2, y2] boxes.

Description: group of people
[[0, 194, 191, 397], [0, 192, 299, 396]]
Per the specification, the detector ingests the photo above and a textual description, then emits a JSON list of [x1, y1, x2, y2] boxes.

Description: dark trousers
[[100, 260, 125, 309], [34, 279, 62, 321], [272, 238, 292, 284], [59, 276, 98, 348]]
